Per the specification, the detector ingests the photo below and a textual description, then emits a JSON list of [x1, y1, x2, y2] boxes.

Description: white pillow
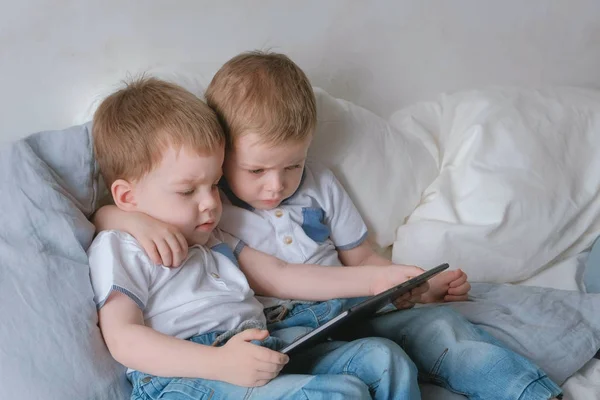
[[309, 88, 438, 247], [389, 87, 600, 283], [75, 70, 439, 249]]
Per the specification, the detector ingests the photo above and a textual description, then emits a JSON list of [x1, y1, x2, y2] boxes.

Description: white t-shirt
[[87, 229, 265, 340], [218, 161, 368, 308]]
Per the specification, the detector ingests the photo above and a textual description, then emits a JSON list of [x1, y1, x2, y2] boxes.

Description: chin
[[188, 233, 211, 246]]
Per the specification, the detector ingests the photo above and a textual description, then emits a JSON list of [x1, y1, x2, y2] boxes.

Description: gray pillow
[[0, 123, 130, 399]]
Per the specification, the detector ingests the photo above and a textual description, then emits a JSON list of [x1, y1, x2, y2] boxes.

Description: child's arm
[[237, 245, 425, 300], [338, 241, 471, 303], [92, 205, 188, 267], [99, 291, 288, 387]]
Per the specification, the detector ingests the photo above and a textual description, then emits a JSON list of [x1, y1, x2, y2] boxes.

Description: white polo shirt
[[218, 161, 368, 308], [87, 229, 265, 340]]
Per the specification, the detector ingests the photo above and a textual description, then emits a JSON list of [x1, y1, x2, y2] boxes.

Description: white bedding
[[562, 358, 600, 399], [383, 87, 600, 399], [389, 87, 600, 286]]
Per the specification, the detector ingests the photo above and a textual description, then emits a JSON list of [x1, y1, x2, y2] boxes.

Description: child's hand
[[392, 280, 430, 309], [370, 264, 427, 298], [125, 212, 188, 267], [216, 329, 289, 387], [421, 269, 471, 303]]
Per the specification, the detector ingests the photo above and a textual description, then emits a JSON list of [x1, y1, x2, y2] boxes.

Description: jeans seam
[[517, 375, 561, 400], [314, 301, 331, 321], [430, 348, 448, 376], [342, 341, 387, 389], [243, 387, 254, 400]]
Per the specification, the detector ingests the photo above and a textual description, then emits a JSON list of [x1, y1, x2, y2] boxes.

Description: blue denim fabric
[[267, 300, 562, 400], [128, 327, 420, 400], [301, 207, 330, 243]]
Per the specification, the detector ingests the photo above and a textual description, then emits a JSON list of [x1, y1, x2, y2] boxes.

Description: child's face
[[223, 132, 312, 210], [132, 145, 224, 246]]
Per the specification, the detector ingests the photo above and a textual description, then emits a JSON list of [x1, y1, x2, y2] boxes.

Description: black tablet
[[280, 263, 450, 355]]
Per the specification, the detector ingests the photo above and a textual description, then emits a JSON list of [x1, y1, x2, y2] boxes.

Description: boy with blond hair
[[89, 77, 426, 400], [95, 55, 563, 400]]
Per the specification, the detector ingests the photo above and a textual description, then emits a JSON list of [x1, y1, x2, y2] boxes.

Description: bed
[[1, 1, 599, 399]]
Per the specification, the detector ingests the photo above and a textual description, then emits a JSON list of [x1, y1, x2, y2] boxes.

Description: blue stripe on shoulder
[[234, 240, 246, 258], [97, 285, 145, 310], [211, 242, 240, 268], [336, 231, 369, 251]]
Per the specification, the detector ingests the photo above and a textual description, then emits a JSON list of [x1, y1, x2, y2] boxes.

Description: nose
[[267, 171, 285, 194], [198, 190, 220, 213]]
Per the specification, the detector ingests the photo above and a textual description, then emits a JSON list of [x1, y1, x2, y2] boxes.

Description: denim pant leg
[[286, 337, 421, 400], [127, 332, 373, 400], [346, 305, 563, 400], [129, 369, 371, 400], [266, 298, 351, 331]]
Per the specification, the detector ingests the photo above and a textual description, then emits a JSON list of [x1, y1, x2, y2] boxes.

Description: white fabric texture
[[88, 229, 265, 340], [389, 87, 600, 284], [310, 88, 439, 248]]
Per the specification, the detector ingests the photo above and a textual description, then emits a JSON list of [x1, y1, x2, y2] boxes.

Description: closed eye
[[178, 189, 195, 196], [285, 164, 302, 171]]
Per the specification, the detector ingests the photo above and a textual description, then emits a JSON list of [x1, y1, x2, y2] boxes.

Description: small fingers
[[142, 240, 163, 266], [252, 378, 273, 387], [175, 232, 189, 260], [413, 282, 430, 295], [448, 273, 468, 288], [165, 234, 185, 267], [254, 349, 289, 366], [448, 282, 471, 296], [393, 299, 415, 310], [444, 294, 469, 302], [255, 360, 286, 374], [155, 239, 173, 267]]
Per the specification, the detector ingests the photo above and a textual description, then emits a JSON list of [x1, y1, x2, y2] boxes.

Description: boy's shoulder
[[299, 160, 337, 191], [304, 159, 334, 180], [88, 230, 151, 262], [294, 160, 345, 201]]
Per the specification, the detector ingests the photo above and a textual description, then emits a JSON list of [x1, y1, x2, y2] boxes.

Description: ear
[[111, 179, 138, 212]]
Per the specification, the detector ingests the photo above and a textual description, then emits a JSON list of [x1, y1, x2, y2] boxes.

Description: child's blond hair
[[205, 51, 316, 147], [93, 77, 225, 187]]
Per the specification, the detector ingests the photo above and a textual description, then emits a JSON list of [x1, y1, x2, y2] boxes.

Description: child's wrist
[[207, 346, 229, 381]]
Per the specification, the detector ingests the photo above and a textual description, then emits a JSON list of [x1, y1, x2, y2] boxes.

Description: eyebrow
[[169, 178, 197, 186], [239, 158, 306, 169], [170, 174, 222, 185]]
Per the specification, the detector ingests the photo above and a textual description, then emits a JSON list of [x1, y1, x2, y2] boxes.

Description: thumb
[[233, 328, 269, 343]]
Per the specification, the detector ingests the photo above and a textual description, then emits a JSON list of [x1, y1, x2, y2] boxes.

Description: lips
[[262, 198, 282, 205], [196, 221, 215, 231]]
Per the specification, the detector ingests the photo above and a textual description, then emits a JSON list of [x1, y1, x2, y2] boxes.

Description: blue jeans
[[128, 327, 420, 400], [267, 299, 563, 400]]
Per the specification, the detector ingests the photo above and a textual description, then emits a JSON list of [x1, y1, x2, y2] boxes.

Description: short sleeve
[[324, 170, 368, 250], [87, 231, 153, 310], [210, 229, 246, 259]]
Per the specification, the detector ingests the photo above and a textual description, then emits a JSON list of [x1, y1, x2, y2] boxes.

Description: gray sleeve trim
[[234, 240, 246, 259], [335, 230, 369, 251], [96, 285, 145, 310]]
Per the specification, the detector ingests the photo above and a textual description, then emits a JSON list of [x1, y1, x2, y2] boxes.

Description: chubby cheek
[[157, 200, 198, 232], [283, 174, 302, 196], [230, 174, 261, 201]]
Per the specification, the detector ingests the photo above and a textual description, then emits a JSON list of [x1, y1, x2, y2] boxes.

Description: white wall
[[1, 0, 599, 143]]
